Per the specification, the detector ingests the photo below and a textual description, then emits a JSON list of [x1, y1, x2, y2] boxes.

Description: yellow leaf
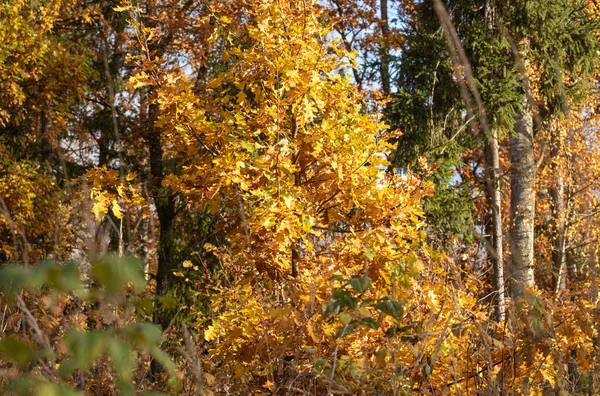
[[283, 195, 294, 208], [205, 325, 217, 341], [302, 215, 315, 232], [263, 380, 274, 391], [263, 216, 276, 228], [113, 5, 131, 12], [204, 373, 215, 386], [339, 312, 351, 325], [92, 193, 109, 220], [111, 199, 123, 219]]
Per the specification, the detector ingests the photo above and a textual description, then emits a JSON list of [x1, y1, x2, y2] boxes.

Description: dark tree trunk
[[147, 103, 177, 376], [147, 123, 177, 329], [379, 0, 391, 95]]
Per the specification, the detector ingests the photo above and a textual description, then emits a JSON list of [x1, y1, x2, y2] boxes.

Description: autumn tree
[[132, 0, 435, 390]]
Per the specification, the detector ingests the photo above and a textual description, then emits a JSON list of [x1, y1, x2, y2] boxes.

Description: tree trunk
[[40, 111, 51, 163], [484, 129, 506, 321], [549, 92, 568, 291], [432, 0, 506, 319], [549, 159, 567, 292], [483, 0, 505, 322], [154, 189, 176, 328], [509, 97, 536, 297], [147, 120, 177, 330], [379, 0, 391, 95], [589, 242, 597, 300], [147, 107, 178, 376]]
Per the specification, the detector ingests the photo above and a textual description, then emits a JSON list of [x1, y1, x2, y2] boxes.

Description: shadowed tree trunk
[[147, 102, 177, 376], [484, 128, 506, 320], [379, 0, 391, 95], [147, 103, 177, 330]]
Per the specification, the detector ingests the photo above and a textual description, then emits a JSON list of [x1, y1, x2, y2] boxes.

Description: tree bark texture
[[509, 98, 536, 297], [379, 0, 391, 95], [484, 129, 506, 321], [549, 161, 567, 292], [483, 0, 505, 321], [147, 103, 177, 331]]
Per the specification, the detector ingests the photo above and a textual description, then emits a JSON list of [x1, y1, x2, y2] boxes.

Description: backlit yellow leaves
[[87, 167, 146, 221], [127, 71, 152, 90]]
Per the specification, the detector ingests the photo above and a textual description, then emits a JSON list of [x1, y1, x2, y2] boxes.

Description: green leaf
[[0, 265, 29, 296], [322, 300, 339, 317], [92, 254, 145, 293], [375, 300, 405, 321], [375, 349, 387, 364], [332, 288, 351, 301], [41, 261, 83, 292], [347, 276, 370, 293], [59, 331, 105, 378], [0, 261, 84, 297], [263, 216, 276, 228], [339, 296, 357, 310], [355, 317, 380, 330], [108, 340, 135, 377], [158, 295, 177, 310], [108, 339, 135, 394], [37, 382, 82, 396], [0, 337, 33, 370], [134, 298, 154, 316], [7, 379, 82, 396], [149, 346, 176, 372], [313, 358, 327, 372], [125, 322, 163, 349], [301, 215, 315, 232], [336, 324, 354, 338]]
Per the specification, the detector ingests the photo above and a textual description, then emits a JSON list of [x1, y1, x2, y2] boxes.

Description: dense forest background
[[2, 0, 600, 394]]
